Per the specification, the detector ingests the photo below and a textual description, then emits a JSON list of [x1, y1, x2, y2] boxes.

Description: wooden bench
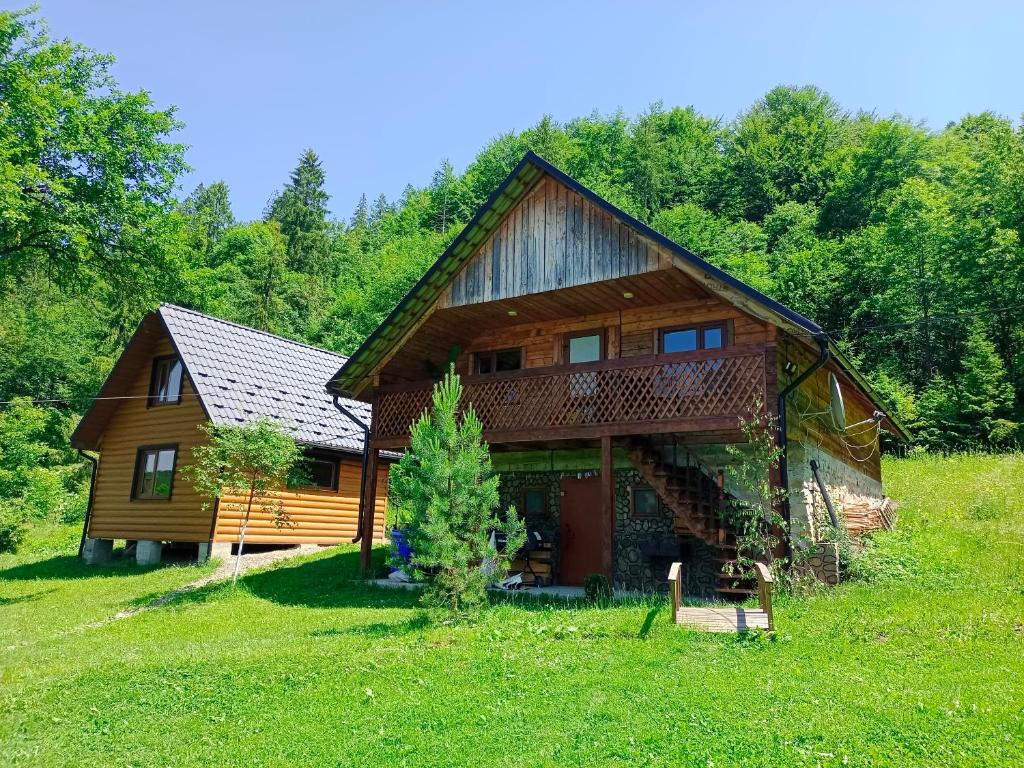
[[668, 561, 774, 633]]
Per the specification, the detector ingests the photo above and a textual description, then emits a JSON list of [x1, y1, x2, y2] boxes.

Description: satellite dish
[[829, 373, 846, 430]]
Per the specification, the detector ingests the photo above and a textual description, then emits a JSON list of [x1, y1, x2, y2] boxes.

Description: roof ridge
[[159, 303, 349, 360]]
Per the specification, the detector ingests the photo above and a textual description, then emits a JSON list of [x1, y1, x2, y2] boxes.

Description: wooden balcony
[[372, 345, 768, 448]]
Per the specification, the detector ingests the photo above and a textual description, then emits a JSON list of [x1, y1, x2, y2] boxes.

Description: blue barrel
[[390, 528, 412, 564]]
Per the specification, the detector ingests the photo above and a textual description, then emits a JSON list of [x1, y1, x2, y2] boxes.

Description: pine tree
[[389, 368, 526, 613]]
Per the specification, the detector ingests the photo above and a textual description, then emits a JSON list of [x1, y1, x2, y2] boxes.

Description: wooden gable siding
[[455, 296, 770, 373], [87, 336, 213, 542], [779, 334, 882, 482], [443, 176, 672, 308], [214, 460, 388, 546]]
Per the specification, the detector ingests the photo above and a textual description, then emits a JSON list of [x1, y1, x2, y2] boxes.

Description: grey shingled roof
[[159, 304, 370, 454]]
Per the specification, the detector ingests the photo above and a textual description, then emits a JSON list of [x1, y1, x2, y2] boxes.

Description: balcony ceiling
[[379, 267, 714, 384]]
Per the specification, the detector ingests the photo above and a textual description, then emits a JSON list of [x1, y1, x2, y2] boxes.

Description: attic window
[[148, 356, 183, 406]]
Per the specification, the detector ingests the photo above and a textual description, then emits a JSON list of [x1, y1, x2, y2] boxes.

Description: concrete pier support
[[81, 537, 113, 565], [210, 541, 232, 560], [197, 541, 211, 564], [135, 539, 163, 566]]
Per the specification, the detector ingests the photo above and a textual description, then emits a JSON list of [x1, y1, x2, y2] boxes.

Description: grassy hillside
[[1, 454, 1022, 767]]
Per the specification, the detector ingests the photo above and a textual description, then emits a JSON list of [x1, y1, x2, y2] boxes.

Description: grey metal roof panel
[[158, 304, 370, 454]]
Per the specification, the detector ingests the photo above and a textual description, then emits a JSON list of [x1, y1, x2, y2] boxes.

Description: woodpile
[[509, 542, 554, 586], [843, 497, 898, 536]]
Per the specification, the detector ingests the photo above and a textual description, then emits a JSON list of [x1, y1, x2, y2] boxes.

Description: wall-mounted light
[[508, 310, 518, 317], [784, 361, 798, 375], [622, 291, 635, 299]]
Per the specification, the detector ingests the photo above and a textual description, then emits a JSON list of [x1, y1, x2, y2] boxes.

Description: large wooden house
[[328, 152, 908, 596], [73, 305, 389, 566]]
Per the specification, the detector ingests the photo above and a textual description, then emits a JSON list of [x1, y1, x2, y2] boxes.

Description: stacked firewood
[[843, 497, 898, 536]]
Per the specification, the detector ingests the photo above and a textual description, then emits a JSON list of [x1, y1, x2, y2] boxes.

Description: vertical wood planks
[[443, 174, 670, 308]]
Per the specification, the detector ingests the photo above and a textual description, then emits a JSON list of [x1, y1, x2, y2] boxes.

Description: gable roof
[[326, 151, 909, 440], [328, 151, 826, 395], [72, 304, 371, 455]]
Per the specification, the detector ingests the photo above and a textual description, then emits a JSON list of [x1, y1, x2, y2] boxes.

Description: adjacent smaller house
[[72, 304, 388, 565]]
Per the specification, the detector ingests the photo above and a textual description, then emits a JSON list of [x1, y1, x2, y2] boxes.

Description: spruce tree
[[266, 149, 332, 276]]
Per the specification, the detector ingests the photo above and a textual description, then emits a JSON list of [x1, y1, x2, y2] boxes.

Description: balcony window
[[660, 323, 726, 354], [475, 348, 522, 375], [567, 331, 603, 364]]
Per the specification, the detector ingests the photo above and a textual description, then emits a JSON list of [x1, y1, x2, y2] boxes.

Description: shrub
[[583, 573, 612, 604], [0, 501, 27, 554]]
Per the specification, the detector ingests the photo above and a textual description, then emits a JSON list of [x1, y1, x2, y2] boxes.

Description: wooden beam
[[600, 436, 614, 579], [359, 446, 380, 575]]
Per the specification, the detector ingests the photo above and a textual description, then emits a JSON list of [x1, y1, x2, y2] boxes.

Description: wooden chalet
[[328, 152, 908, 599], [72, 305, 389, 566]]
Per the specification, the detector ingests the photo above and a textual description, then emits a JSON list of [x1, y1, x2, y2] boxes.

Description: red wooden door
[[559, 475, 604, 586]]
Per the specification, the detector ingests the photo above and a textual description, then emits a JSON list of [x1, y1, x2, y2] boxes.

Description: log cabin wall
[[214, 459, 388, 546], [87, 336, 213, 542], [453, 296, 770, 374], [88, 331, 390, 546]]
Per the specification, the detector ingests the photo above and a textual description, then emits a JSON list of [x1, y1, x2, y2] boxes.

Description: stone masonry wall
[[787, 441, 884, 542]]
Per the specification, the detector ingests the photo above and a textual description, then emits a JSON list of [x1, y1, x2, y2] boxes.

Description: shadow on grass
[[0, 587, 57, 606], [0, 554, 174, 581]]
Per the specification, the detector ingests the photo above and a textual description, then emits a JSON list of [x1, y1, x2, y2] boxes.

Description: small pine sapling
[[389, 368, 526, 613]]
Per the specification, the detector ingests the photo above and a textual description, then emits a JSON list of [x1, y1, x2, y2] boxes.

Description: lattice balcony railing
[[373, 347, 767, 445]]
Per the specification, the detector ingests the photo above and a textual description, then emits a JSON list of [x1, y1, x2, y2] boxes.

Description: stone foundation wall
[[787, 442, 884, 542], [795, 541, 840, 586], [612, 469, 719, 596]]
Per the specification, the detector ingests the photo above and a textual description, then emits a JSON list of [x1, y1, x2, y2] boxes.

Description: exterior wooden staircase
[[627, 440, 756, 599]]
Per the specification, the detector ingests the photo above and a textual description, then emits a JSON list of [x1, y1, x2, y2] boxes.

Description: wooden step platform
[[675, 606, 770, 633], [669, 561, 775, 633]]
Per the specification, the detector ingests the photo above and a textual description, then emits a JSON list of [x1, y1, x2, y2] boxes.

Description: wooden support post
[[360, 445, 380, 575], [600, 435, 615, 580]]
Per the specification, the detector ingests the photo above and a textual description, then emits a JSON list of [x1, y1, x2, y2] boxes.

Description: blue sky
[[33, 1, 1024, 221]]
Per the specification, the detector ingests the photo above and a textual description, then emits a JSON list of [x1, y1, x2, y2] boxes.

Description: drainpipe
[[332, 395, 370, 544], [777, 334, 830, 552], [77, 450, 98, 557]]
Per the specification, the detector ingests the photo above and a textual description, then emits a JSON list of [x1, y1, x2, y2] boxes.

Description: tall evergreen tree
[[266, 149, 332, 275]]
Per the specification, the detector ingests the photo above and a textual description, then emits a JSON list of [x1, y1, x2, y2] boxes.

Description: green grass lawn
[[1, 455, 1022, 767]]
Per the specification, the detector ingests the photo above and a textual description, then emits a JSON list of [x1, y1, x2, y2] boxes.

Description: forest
[[1, 7, 1023, 537]]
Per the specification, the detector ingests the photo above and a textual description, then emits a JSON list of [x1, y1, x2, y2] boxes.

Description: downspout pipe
[[332, 395, 370, 544], [77, 449, 98, 557], [777, 334, 830, 539]]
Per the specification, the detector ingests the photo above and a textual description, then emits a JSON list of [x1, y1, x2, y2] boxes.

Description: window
[[629, 485, 660, 519], [475, 348, 522, 375], [132, 446, 177, 500], [301, 454, 337, 489], [521, 487, 547, 517], [148, 355, 183, 406], [564, 330, 603, 399], [566, 331, 603, 365], [660, 323, 726, 354]]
